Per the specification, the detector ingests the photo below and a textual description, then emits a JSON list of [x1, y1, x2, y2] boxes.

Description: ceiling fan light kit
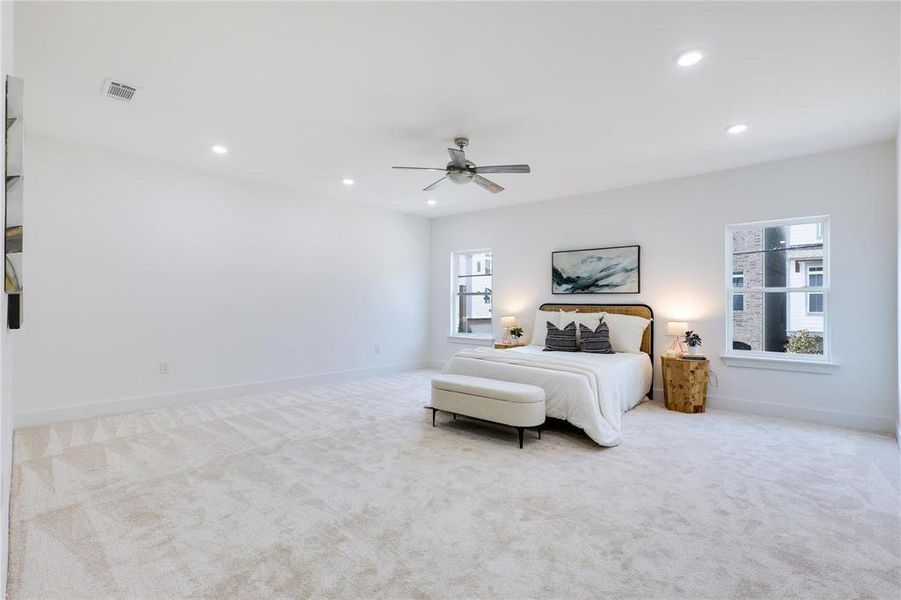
[[392, 137, 530, 194]]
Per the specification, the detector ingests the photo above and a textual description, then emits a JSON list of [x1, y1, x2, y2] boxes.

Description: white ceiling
[[15, 1, 900, 217]]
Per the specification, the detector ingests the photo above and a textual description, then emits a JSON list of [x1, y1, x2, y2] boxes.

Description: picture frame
[[551, 245, 640, 294]]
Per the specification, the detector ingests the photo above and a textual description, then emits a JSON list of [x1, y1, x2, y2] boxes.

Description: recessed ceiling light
[[211, 145, 228, 155], [342, 178, 355, 186], [675, 49, 705, 67], [426, 199, 437, 206], [725, 123, 749, 135]]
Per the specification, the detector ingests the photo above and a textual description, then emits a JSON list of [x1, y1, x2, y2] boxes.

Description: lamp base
[[665, 338, 685, 357]]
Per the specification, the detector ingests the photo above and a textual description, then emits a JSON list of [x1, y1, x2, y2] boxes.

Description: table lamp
[[501, 315, 517, 345], [665, 321, 688, 356]]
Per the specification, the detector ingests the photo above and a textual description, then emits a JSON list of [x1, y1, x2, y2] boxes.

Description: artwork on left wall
[[552, 245, 640, 294], [5, 76, 24, 329]]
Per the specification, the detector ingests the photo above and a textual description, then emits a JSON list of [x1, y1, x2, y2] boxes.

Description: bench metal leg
[[430, 405, 541, 449]]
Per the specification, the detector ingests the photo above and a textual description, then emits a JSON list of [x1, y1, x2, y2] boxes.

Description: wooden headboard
[[539, 303, 654, 359]]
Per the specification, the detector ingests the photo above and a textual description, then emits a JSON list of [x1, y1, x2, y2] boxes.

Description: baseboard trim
[[15, 361, 433, 429], [652, 387, 896, 433]]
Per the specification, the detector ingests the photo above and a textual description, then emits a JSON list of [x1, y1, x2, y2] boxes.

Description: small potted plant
[[509, 326, 524, 344], [683, 331, 703, 356]]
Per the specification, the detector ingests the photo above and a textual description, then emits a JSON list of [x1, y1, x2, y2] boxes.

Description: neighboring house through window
[[726, 216, 829, 361], [451, 249, 493, 338]]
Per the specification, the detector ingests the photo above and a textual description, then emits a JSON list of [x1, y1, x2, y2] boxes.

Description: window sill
[[720, 354, 839, 374], [447, 335, 493, 345]]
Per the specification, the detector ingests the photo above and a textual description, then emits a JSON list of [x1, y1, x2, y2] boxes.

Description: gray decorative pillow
[[580, 319, 615, 354], [544, 321, 578, 352]]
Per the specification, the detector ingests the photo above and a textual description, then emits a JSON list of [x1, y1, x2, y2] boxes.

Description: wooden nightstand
[[494, 343, 522, 349], [661, 356, 709, 414]]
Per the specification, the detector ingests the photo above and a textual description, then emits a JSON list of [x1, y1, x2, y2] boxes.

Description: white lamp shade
[[666, 321, 688, 336], [500, 315, 517, 328]]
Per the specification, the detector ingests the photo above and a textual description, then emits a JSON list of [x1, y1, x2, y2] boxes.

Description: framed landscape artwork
[[551, 245, 640, 294]]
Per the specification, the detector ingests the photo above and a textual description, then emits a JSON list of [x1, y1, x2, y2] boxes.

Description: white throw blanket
[[444, 347, 651, 446]]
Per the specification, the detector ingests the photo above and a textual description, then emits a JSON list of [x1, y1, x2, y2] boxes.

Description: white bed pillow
[[529, 309, 560, 346], [603, 312, 651, 353]]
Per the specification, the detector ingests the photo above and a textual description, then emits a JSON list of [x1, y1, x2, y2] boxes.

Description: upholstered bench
[[429, 374, 546, 448]]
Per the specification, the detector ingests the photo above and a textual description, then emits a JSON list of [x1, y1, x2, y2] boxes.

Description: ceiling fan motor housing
[[447, 159, 476, 184]]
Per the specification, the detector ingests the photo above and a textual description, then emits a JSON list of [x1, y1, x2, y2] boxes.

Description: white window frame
[[723, 216, 837, 373], [449, 248, 493, 342]]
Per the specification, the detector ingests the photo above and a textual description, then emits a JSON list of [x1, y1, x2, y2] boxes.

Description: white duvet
[[443, 346, 653, 447]]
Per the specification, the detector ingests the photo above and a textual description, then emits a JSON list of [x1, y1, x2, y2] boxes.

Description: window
[[732, 271, 744, 311], [726, 217, 829, 364], [451, 249, 492, 338], [807, 263, 823, 313]]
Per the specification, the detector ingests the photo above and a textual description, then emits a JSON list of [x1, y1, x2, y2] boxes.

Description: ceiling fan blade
[[447, 147, 467, 169], [472, 174, 504, 193], [423, 175, 447, 191], [473, 164, 531, 174], [392, 166, 448, 171]]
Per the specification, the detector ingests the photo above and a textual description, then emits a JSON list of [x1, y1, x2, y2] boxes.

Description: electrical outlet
[[374, 345, 380, 355], [159, 361, 171, 375]]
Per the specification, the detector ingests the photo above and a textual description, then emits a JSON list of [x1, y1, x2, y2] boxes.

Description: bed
[[442, 303, 654, 447]]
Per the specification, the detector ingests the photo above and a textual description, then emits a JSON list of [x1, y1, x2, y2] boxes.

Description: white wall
[[430, 142, 898, 432], [895, 2, 900, 447], [14, 136, 431, 424]]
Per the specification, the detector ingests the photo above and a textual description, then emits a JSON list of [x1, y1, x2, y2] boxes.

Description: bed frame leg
[[517, 427, 524, 449], [431, 408, 437, 427], [452, 413, 456, 420], [538, 426, 542, 440]]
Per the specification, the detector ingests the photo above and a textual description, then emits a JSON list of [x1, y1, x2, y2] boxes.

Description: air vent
[[101, 78, 137, 102]]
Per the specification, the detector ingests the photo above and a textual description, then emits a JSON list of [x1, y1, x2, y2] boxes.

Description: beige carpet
[[7, 369, 900, 599]]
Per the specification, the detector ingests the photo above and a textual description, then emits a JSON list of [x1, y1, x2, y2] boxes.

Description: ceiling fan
[[392, 137, 530, 194]]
